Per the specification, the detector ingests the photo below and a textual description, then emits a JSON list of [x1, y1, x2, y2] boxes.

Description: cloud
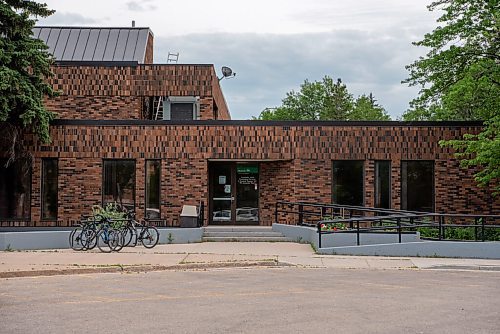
[[39, 12, 97, 25], [126, 0, 157, 12], [154, 28, 428, 119]]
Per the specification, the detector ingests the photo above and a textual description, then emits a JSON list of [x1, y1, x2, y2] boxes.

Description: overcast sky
[[38, 0, 440, 119]]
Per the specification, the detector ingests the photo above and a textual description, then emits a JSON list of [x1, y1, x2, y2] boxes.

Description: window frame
[[401, 160, 435, 212], [374, 160, 391, 209], [144, 159, 161, 219], [163, 96, 200, 120], [41, 158, 58, 221], [101, 159, 136, 211], [0, 159, 32, 221], [332, 160, 365, 207]]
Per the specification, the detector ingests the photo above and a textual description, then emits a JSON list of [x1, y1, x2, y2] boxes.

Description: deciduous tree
[[403, 0, 499, 194]]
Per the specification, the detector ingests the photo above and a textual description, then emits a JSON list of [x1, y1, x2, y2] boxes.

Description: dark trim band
[[51, 119, 485, 127]]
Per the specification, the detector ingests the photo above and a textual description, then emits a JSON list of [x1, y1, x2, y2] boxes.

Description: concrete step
[[203, 226, 273, 233], [202, 236, 293, 242], [203, 231, 285, 238]]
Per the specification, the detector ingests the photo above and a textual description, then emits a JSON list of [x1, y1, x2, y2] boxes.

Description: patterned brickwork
[[45, 96, 142, 119], [2, 122, 496, 227], [46, 64, 229, 120], [144, 33, 154, 64]]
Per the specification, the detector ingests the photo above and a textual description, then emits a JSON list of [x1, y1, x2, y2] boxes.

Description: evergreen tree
[[0, 0, 56, 164]]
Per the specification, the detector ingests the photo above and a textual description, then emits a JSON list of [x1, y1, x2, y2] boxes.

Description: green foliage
[[92, 203, 127, 229], [402, 0, 499, 194], [350, 93, 391, 121], [0, 0, 56, 161], [417, 226, 500, 241], [256, 76, 390, 121]]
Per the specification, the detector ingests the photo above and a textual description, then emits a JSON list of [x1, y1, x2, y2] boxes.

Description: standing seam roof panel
[[53, 29, 70, 60], [93, 29, 109, 61], [82, 29, 100, 61], [33, 27, 150, 63], [103, 30, 119, 61], [63, 29, 81, 60], [46, 28, 61, 55], [37, 28, 50, 46], [113, 29, 129, 61], [123, 30, 139, 61], [134, 29, 149, 63], [73, 29, 90, 61]]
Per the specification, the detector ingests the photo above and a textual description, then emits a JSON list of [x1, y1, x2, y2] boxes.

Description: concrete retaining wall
[[0, 227, 203, 250], [272, 224, 500, 259], [318, 241, 500, 259], [272, 224, 420, 249]]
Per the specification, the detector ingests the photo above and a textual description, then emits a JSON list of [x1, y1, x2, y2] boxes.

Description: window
[[145, 160, 161, 219], [0, 159, 31, 220], [375, 161, 391, 209], [41, 159, 58, 220], [103, 160, 136, 211], [332, 160, 364, 206], [401, 161, 434, 212], [164, 96, 200, 120]]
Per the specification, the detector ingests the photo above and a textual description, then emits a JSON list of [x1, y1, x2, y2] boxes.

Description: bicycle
[[69, 214, 123, 252], [121, 210, 160, 249]]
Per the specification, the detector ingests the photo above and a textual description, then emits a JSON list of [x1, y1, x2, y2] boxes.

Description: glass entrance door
[[209, 163, 259, 225], [236, 165, 259, 224], [211, 164, 233, 223]]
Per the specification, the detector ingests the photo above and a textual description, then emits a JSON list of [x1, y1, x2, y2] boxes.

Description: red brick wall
[[45, 96, 142, 119], [2, 123, 498, 227], [46, 64, 229, 120], [144, 32, 154, 64]]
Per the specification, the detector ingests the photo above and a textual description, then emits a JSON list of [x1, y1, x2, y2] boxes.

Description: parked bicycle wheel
[[69, 227, 86, 251], [85, 229, 98, 250], [96, 229, 120, 253], [121, 226, 135, 247], [112, 229, 125, 252], [140, 226, 159, 248]]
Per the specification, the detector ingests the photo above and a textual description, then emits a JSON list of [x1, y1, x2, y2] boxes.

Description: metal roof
[[32, 27, 152, 63]]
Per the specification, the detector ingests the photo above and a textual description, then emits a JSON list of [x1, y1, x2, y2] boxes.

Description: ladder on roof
[[167, 52, 179, 63], [153, 96, 164, 120]]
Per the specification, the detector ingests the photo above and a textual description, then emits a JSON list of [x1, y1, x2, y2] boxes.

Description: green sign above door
[[236, 166, 259, 174]]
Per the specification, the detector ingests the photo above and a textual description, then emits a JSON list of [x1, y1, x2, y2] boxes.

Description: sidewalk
[[1, 242, 500, 278]]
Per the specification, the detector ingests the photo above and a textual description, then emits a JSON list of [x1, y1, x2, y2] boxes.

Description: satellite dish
[[219, 66, 236, 81]]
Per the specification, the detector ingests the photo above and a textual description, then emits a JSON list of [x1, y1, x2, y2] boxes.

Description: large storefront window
[[103, 160, 136, 211], [401, 161, 434, 212], [375, 161, 391, 209], [145, 160, 161, 218], [0, 159, 31, 220], [41, 159, 58, 220], [332, 160, 364, 206]]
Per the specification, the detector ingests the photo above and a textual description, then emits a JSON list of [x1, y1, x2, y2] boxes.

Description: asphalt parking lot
[[1, 266, 499, 334]]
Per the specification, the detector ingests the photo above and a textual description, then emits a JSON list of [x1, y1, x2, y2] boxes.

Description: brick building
[[0, 26, 498, 228]]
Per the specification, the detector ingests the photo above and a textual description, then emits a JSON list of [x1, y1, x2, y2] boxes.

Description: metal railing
[[274, 201, 500, 248], [274, 200, 419, 227]]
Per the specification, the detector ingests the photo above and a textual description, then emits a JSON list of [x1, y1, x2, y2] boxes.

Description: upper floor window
[[164, 96, 200, 120], [0, 159, 31, 220], [144, 96, 201, 120]]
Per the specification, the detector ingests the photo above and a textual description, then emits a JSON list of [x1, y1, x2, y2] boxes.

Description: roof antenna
[[219, 66, 236, 81], [132, 20, 135, 27]]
